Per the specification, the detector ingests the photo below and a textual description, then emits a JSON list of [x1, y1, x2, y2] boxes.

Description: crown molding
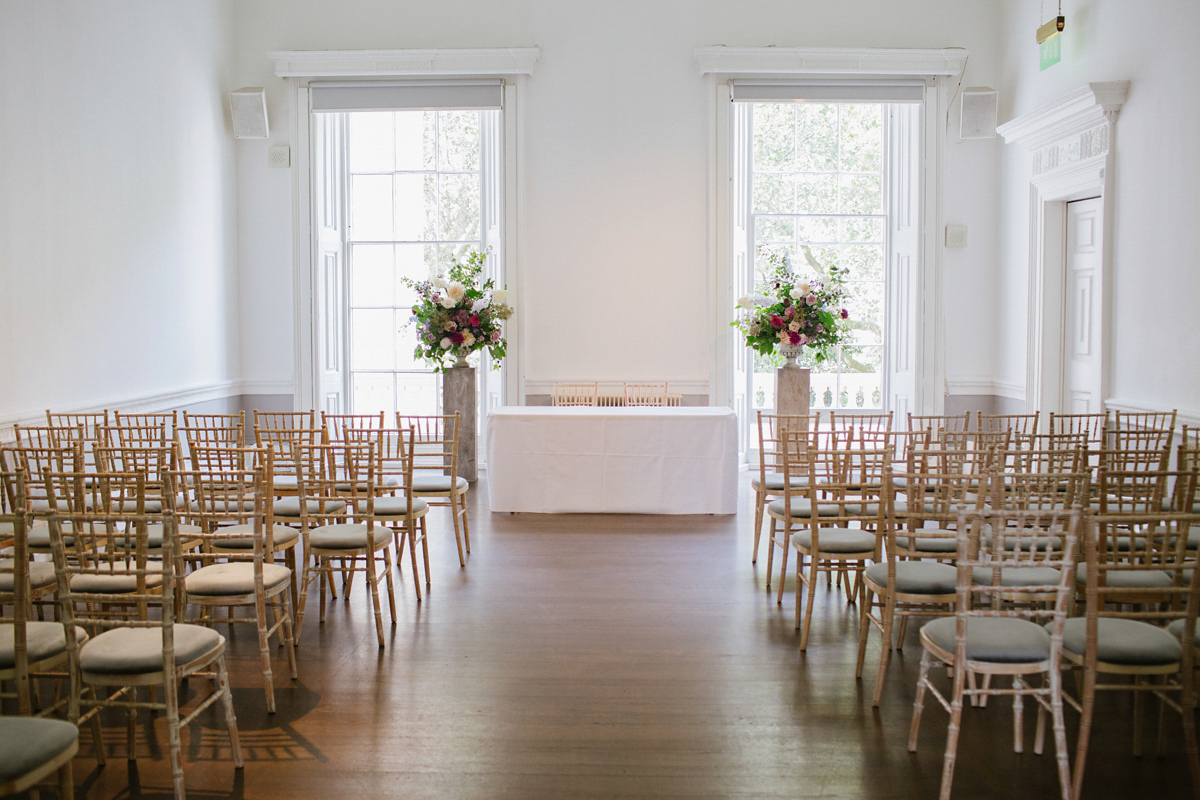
[[694, 46, 968, 77], [269, 48, 540, 79], [998, 81, 1130, 150]]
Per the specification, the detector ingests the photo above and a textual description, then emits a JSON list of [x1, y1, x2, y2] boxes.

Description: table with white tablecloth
[[485, 406, 738, 514]]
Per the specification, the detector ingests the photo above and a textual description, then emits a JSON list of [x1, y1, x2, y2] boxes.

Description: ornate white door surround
[[998, 82, 1128, 417]]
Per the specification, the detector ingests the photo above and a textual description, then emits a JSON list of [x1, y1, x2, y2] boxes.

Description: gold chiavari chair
[[254, 417, 324, 500], [751, 412, 818, 565], [907, 412, 970, 436], [1110, 408, 1177, 442], [45, 470, 243, 800], [45, 410, 108, 471], [179, 411, 246, 466], [1, 444, 84, 557], [352, 428, 430, 600], [0, 716, 79, 799], [623, 382, 669, 407], [179, 459, 297, 713], [322, 411, 386, 442], [831, 411, 892, 449], [113, 410, 178, 437], [977, 411, 1040, 438], [292, 441, 395, 646], [908, 506, 1081, 800], [1062, 467, 1200, 798], [552, 382, 599, 407], [397, 413, 469, 566], [1048, 411, 1107, 447]]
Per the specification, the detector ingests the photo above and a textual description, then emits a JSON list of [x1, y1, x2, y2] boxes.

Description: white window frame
[[270, 48, 538, 413], [699, 47, 965, 453]]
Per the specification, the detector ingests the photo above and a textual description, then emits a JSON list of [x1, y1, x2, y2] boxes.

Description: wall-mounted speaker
[[960, 87, 998, 140], [229, 87, 269, 139]]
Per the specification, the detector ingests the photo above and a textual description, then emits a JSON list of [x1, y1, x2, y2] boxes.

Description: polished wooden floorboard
[[61, 473, 1190, 799]]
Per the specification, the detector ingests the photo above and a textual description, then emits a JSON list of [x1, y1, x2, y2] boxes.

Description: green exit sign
[[1040, 35, 1061, 70]]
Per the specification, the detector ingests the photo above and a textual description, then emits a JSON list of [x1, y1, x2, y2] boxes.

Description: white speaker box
[[230, 87, 269, 139], [960, 87, 998, 140]]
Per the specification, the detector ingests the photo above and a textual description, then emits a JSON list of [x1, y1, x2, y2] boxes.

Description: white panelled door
[[1063, 197, 1104, 413], [313, 113, 348, 415]]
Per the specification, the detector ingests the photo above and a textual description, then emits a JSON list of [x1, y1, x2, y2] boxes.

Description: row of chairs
[[551, 381, 675, 407], [755, 410, 1200, 799]]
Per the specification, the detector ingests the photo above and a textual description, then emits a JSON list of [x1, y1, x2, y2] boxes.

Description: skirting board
[[946, 377, 1026, 402]]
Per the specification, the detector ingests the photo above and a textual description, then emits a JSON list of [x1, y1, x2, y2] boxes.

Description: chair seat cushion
[[189, 498, 257, 514], [70, 563, 164, 594], [972, 566, 1063, 588], [185, 563, 291, 596], [0, 622, 88, 669], [0, 717, 79, 782], [983, 531, 1062, 551], [113, 523, 203, 550], [334, 476, 402, 491], [80, 624, 223, 675], [0, 560, 57, 591], [865, 561, 958, 595], [1167, 619, 1200, 647], [309, 523, 389, 550], [767, 498, 841, 518], [272, 497, 346, 517], [1058, 617, 1182, 666], [26, 523, 66, 549], [1074, 564, 1173, 589], [791, 527, 876, 553], [1190, 526, 1200, 550], [372, 496, 430, 517], [896, 530, 959, 553], [923, 616, 1052, 663], [412, 474, 470, 494], [751, 472, 809, 491], [211, 523, 299, 550], [271, 475, 299, 489]]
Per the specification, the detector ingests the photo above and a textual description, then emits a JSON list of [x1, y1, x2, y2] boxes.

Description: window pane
[[393, 173, 435, 241], [840, 346, 883, 408], [396, 323, 425, 370], [439, 173, 480, 241], [350, 244, 394, 307], [351, 308, 396, 370], [438, 111, 480, 171], [796, 104, 838, 172], [754, 216, 795, 246], [753, 173, 794, 214], [394, 110, 434, 171], [438, 242, 478, 273], [839, 104, 882, 173], [348, 113, 394, 173], [796, 174, 838, 214], [352, 372, 395, 415], [840, 217, 884, 243], [350, 175, 394, 240], [396, 373, 439, 416], [844, 282, 884, 344], [839, 174, 882, 214], [752, 104, 795, 172], [796, 216, 838, 245], [841, 244, 885, 282]]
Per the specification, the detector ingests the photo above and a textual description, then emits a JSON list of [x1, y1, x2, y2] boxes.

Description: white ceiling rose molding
[[269, 48, 540, 78], [694, 46, 968, 76], [998, 82, 1129, 151]]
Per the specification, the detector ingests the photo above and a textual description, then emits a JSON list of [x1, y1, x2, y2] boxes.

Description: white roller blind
[[730, 81, 924, 104], [311, 80, 503, 112]]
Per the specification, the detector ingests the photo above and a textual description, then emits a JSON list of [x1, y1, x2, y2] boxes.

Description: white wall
[[231, 0, 1006, 401], [0, 0, 239, 421], [997, 0, 1200, 418]]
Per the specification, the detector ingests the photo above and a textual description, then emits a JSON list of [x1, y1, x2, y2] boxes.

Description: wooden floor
[[60, 472, 1192, 799]]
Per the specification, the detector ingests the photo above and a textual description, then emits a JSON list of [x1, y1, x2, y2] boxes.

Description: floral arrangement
[[731, 247, 849, 362], [402, 249, 513, 371]]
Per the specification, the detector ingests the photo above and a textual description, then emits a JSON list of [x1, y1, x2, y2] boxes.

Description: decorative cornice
[[998, 81, 1129, 150], [694, 46, 968, 77], [268, 48, 540, 78]]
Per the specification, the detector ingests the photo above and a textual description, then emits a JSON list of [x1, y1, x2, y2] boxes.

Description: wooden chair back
[[623, 382, 669, 407], [900, 447, 985, 549], [907, 412, 970, 435], [254, 424, 324, 494], [552, 382, 599, 407], [351, 428, 416, 510], [1048, 412, 1107, 447], [1, 444, 85, 519], [322, 412, 386, 442], [177, 463, 276, 565], [396, 413, 459, 483], [0, 469, 35, 715], [113, 411, 178, 438], [977, 412, 1040, 437]]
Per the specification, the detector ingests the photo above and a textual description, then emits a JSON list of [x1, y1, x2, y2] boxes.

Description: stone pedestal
[[443, 363, 477, 482], [776, 365, 811, 419]]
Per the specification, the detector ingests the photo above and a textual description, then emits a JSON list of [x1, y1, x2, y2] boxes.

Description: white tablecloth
[[486, 406, 738, 514]]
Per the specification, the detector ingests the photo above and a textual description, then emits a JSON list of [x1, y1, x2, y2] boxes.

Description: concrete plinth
[[776, 365, 811, 419], [444, 363, 477, 482]]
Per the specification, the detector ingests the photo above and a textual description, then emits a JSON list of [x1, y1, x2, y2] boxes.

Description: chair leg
[[449, 496, 466, 567], [872, 595, 896, 707], [216, 656, 244, 769], [294, 553, 313, 642], [420, 517, 431, 585], [281, 594, 298, 680], [254, 595, 276, 714], [1180, 658, 1200, 800], [457, 490, 471, 554], [908, 646, 934, 751], [1049, 669, 1072, 800], [765, 517, 777, 591], [1132, 674, 1144, 757], [367, 552, 386, 648], [775, 534, 790, 607], [57, 758, 74, 800], [800, 555, 820, 651], [165, 677, 185, 800], [751, 489, 765, 564], [1071, 660, 1099, 800], [408, 524, 423, 602], [939, 657, 969, 800], [1012, 675, 1025, 754], [856, 588, 873, 679], [383, 547, 397, 624]]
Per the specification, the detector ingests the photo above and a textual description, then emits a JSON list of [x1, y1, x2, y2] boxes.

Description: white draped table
[[486, 406, 738, 514]]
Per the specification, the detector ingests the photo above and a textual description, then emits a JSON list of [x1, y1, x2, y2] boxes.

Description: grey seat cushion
[[80, 624, 223, 675], [372, 496, 430, 516], [25, 523, 66, 549], [972, 566, 1062, 588], [923, 616, 1052, 663], [272, 497, 346, 517], [751, 472, 809, 491], [1167, 619, 1200, 647], [0, 559, 57, 591], [189, 498, 257, 514], [211, 523, 299, 550], [767, 498, 841, 518], [334, 476, 402, 491], [70, 563, 164, 594], [113, 523, 203, 550], [185, 563, 291, 596], [1189, 526, 1200, 550], [271, 475, 299, 488], [865, 561, 958, 595], [412, 474, 470, 494], [983, 531, 1062, 551], [0, 622, 87, 668], [1074, 564, 1173, 589], [309, 523, 389, 550], [1058, 617, 1183, 666], [896, 529, 959, 553], [0, 717, 78, 782], [791, 527, 876, 553]]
